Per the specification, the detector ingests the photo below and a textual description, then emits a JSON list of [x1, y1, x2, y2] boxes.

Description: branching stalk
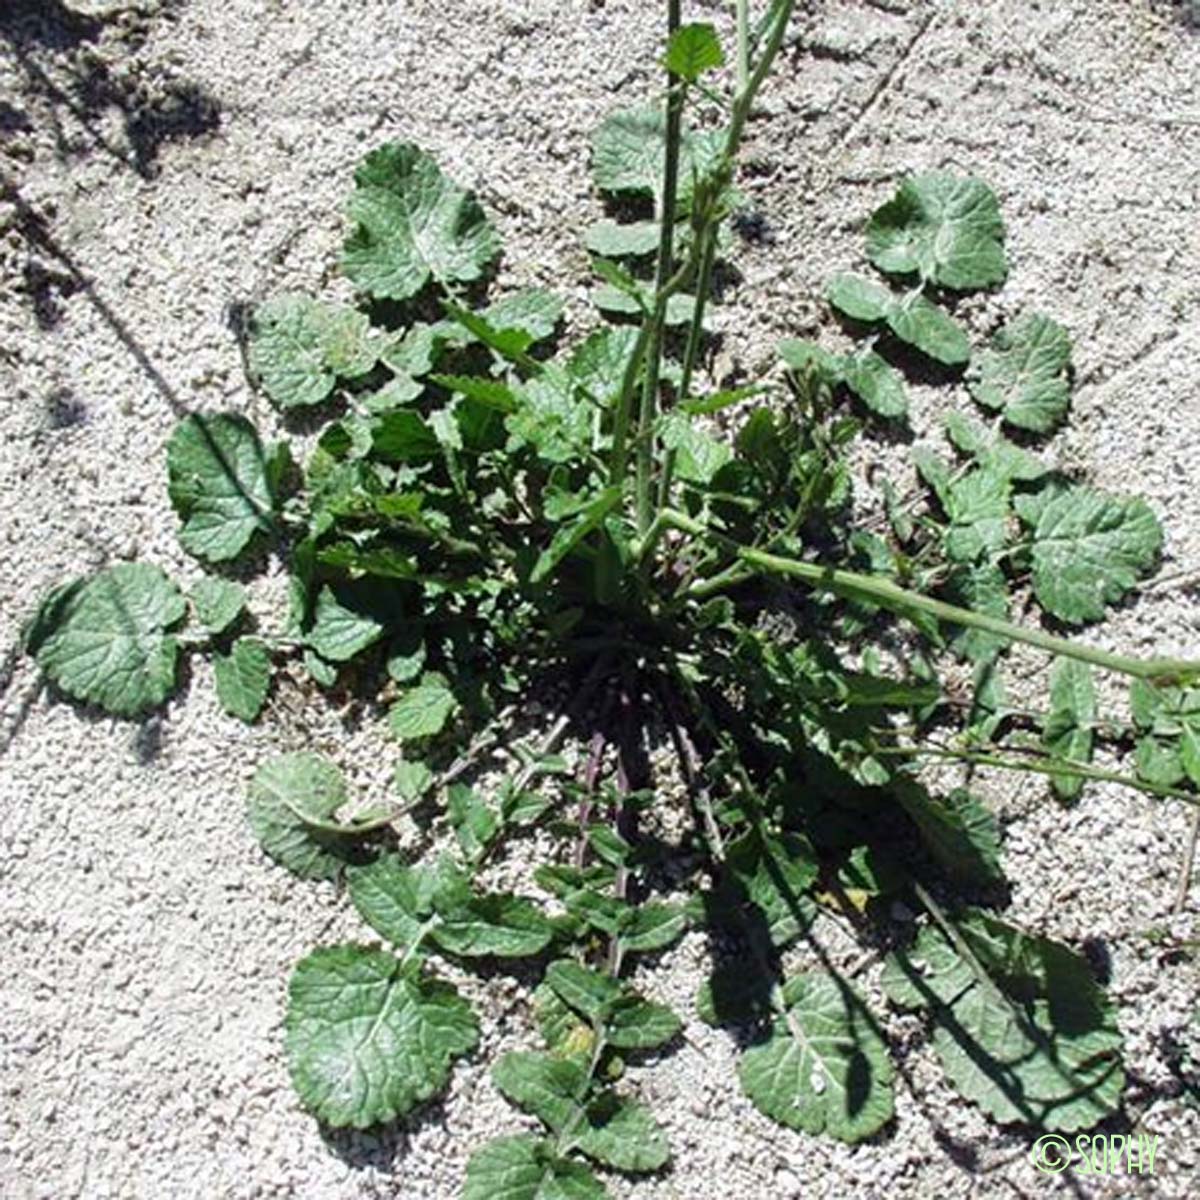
[[657, 508, 1200, 683], [875, 742, 1200, 809]]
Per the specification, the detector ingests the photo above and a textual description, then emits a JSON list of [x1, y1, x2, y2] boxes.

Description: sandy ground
[[2, 1, 1200, 1197]]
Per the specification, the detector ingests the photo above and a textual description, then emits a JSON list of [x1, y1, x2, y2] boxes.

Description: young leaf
[[1022, 486, 1162, 624], [342, 142, 500, 301], [431, 375, 519, 414], [664, 22, 724, 81], [303, 649, 338, 688], [841, 350, 908, 419], [680, 383, 767, 416], [306, 585, 384, 662], [371, 410, 441, 462], [967, 313, 1073, 434], [583, 219, 660, 258], [431, 894, 556, 958], [447, 784, 500, 859], [1181, 722, 1200, 789], [659, 412, 733, 484], [318, 542, 419, 582], [569, 326, 641, 404], [826, 273, 894, 324], [606, 994, 682, 1050], [285, 944, 478, 1128], [1042, 659, 1096, 801], [882, 913, 1124, 1132], [483, 288, 565, 345], [167, 413, 278, 563], [464, 1136, 606, 1200], [213, 635, 271, 722], [590, 106, 722, 208], [380, 321, 444, 379], [572, 1091, 670, 1172], [34, 563, 186, 716], [389, 674, 459, 740], [246, 752, 362, 880], [545, 961, 621, 1023], [531, 486, 623, 585], [444, 301, 537, 360], [721, 830, 818, 948], [386, 630, 427, 683], [943, 412, 1048, 482], [348, 855, 439, 949], [943, 560, 1010, 665], [592, 284, 696, 326], [619, 903, 687, 954], [492, 1051, 587, 1132], [739, 971, 895, 1142], [189, 576, 246, 636], [943, 469, 1011, 564], [866, 173, 1007, 289], [542, 959, 679, 1047], [886, 293, 970, 367], [248, 294, 378, 409], [534, 983, 597, 1058], [393, 758, 434, 804]]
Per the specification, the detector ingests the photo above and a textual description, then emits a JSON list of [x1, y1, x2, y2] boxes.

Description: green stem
[[659, 508, 1200, 682], [649, 0, 795, 527], [634, 0, 685, 536], [723, 0, 795, 161], [607, 322, 652, 487], [875, 742, 1200, 808], [657, 222, 719, 514], [735, 0, 750, 91]]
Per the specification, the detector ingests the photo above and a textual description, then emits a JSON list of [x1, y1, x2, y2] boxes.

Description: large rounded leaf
[[246, 752, 359, 880], [1022, 486, 1162, 624], [33, 563, 186, 716], [342, 143, 500, 301], [248, 294, 379, 410], [286, 945, 478, 1128], [739, 971, 895, 1143], [866, 173, 1007, 289]]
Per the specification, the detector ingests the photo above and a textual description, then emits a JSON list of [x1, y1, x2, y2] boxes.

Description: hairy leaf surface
[[1021, 487, 1162, 624], [867, 174, 1006, 289], [967, 314, 1073, 433], [739, 971, 895, 1142], [343, 142, 500, 301], [286, 945, 477, 1127], [167, 413, 279, 562], [464, 1136, 606, 1200], [247, 752, 360, 880], [249, 294, 378, 409], [35, 564, 185, 716], [1042, 659, 1096, 801], [882, 913, 1124, 1131], [189, 576, 246, 636], [213, 636, 271, 722]]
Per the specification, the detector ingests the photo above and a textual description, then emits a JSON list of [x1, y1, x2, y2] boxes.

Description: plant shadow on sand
[[1, 0, 221, 179]]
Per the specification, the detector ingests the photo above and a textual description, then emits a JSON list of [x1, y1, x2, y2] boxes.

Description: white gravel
[[2, 1, 1199, 1197]]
